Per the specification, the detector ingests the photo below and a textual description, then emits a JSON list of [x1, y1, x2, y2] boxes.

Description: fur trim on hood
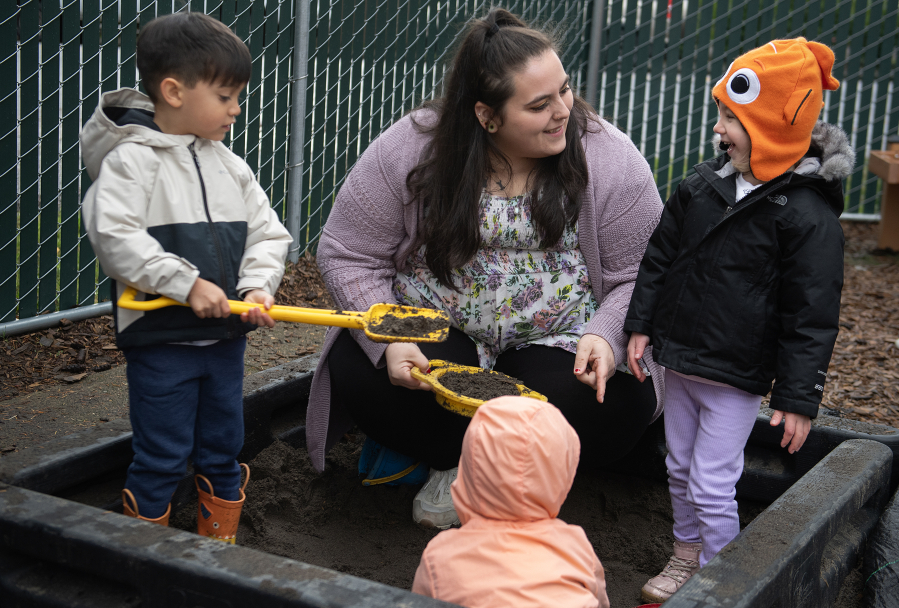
[[711, 120, 854, 182], [811, 122, 855, 181]]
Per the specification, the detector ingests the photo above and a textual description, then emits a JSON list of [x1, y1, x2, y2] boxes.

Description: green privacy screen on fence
[[298, 0, 592, 256], [2, 0, 296, 323], [1, 0, 897, 323], [596, 0, 899, 207]]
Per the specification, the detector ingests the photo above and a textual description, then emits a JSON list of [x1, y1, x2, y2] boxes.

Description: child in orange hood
[[411, 396, 609, 608]]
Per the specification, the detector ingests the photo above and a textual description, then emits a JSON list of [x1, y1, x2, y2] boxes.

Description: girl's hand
[[188, 278, 231, 319], [770, 410, 811, 454], [627, 332, 651, 382], [241, 290, 275, 328], [574, 334, 616, 403], [385, 343, 432, 391]]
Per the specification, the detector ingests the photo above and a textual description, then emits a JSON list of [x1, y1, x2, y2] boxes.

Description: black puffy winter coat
[[624, 139, 848, 418]]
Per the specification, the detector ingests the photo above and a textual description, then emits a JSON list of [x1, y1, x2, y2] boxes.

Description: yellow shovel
[[116, 286, 450, 343], [411, 359, 547, 417]]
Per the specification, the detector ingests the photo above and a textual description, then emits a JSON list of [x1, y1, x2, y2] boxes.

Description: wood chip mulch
[[0, 315, 125, 401], [2, 227, 897, 431], [816, 221, 899, 428]]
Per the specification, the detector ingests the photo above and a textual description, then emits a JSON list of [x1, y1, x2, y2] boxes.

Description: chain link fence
[[295, 0, 593, 252], [596, 0, 898, 211], [2, 0, 296, 324], [2, 0, 897, 326], [0, 0, 590, 325]]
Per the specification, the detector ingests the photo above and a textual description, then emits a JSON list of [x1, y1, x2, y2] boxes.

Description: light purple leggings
[[664, 370, 762, 566]]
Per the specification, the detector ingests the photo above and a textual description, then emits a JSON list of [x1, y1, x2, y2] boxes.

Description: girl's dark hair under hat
[[137, 12, 252, 103], [407, 7, 599, 289]]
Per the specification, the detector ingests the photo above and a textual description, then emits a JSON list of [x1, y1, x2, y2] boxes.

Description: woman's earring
[[487, 122, 497, 133]]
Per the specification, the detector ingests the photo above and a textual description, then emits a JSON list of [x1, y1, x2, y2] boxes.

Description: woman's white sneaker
[[412, 467, 460, 529]]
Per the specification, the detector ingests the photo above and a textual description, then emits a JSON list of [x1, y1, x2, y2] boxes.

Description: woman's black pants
[[329, 327, 657, 470]]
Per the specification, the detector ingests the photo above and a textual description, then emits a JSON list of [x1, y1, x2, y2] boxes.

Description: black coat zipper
[[712, 180, 790, 229], [189, 142, 234, 333]]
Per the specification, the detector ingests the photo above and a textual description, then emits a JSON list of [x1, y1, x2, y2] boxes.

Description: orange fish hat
[[712, 37, 840, 182]]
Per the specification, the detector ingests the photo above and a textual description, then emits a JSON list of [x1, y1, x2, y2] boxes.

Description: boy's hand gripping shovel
[[116, 286, 450, 343]]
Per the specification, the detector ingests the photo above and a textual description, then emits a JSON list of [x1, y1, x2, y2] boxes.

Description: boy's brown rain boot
[[196, 463, 250, 544], [641, 540, 702, 603], [121, 489, 171, 526]]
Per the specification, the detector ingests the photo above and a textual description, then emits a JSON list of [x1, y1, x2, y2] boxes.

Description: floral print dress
[[393, 191, 598, 370]]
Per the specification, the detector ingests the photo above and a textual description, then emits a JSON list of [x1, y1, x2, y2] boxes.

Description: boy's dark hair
[[137, 12, 251, 103]]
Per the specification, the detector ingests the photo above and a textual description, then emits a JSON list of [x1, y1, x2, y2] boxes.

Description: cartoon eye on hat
[[726, 68, 761, 104]]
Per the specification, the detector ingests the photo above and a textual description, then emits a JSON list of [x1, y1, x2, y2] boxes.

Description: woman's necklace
[[488, 174, 529, 198]]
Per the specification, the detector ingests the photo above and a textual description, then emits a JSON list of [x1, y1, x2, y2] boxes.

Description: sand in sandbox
[[205, 434, 767, 606], [165, 434, 868, 607]]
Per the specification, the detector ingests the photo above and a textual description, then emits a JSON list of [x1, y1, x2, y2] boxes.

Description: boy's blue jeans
[[123, 337, 246, 518]]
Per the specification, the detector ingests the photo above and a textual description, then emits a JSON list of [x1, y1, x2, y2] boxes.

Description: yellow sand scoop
[[116, 286, 450, 343], [411, 359, 547, 417]]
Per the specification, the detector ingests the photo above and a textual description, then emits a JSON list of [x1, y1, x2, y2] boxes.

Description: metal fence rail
[[2, 0, 897, 327]]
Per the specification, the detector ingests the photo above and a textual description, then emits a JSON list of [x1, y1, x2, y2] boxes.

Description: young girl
[[412, 396, 610, 608], [624, 38, 852, 603]]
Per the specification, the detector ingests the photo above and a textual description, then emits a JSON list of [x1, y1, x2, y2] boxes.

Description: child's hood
[[80, 88, 198, 181], [712, 120, 853, 182], [803, 121, 856, 183], [450, 396, 580, 524], [711, 120, 853, 215]]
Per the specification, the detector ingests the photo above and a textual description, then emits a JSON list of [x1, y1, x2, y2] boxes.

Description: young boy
[[81, 12, 292, 541], [624, 38, 851, 601], [412, 396, 610, 608]]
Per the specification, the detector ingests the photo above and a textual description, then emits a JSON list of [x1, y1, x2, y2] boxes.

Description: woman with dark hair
[[307, 7, 665, 528]]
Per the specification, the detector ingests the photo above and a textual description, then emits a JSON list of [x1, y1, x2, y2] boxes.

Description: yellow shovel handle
[[116, 286, 366, 330]]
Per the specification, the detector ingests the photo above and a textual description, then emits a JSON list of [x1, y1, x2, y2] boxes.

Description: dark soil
[[219, 434, 861, 607], [438, 369, 523, 401], [368, 308, 450, 340], [179, 432, 770, 607]]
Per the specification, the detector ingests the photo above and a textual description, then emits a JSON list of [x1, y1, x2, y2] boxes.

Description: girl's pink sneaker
[[641, 540, 702, 602]]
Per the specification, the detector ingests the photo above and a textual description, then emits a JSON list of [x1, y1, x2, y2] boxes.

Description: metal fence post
[[585, 0, 605, 109], [286, 0, 311, 263]]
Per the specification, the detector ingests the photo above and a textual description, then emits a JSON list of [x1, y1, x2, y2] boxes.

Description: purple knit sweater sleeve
[[579, 120, 664, 370], [316, 115, 427, 366]]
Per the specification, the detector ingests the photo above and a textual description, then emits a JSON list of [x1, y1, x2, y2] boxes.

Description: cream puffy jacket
[[412, 396, 610, 608], [81, 88, 292, 348]]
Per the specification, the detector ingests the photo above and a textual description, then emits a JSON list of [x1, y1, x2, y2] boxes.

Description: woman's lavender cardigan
[[306, 111, 665, 472]]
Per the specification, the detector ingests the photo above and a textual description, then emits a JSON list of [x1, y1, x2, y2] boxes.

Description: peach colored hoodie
[[412, 397, 610, 608]]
